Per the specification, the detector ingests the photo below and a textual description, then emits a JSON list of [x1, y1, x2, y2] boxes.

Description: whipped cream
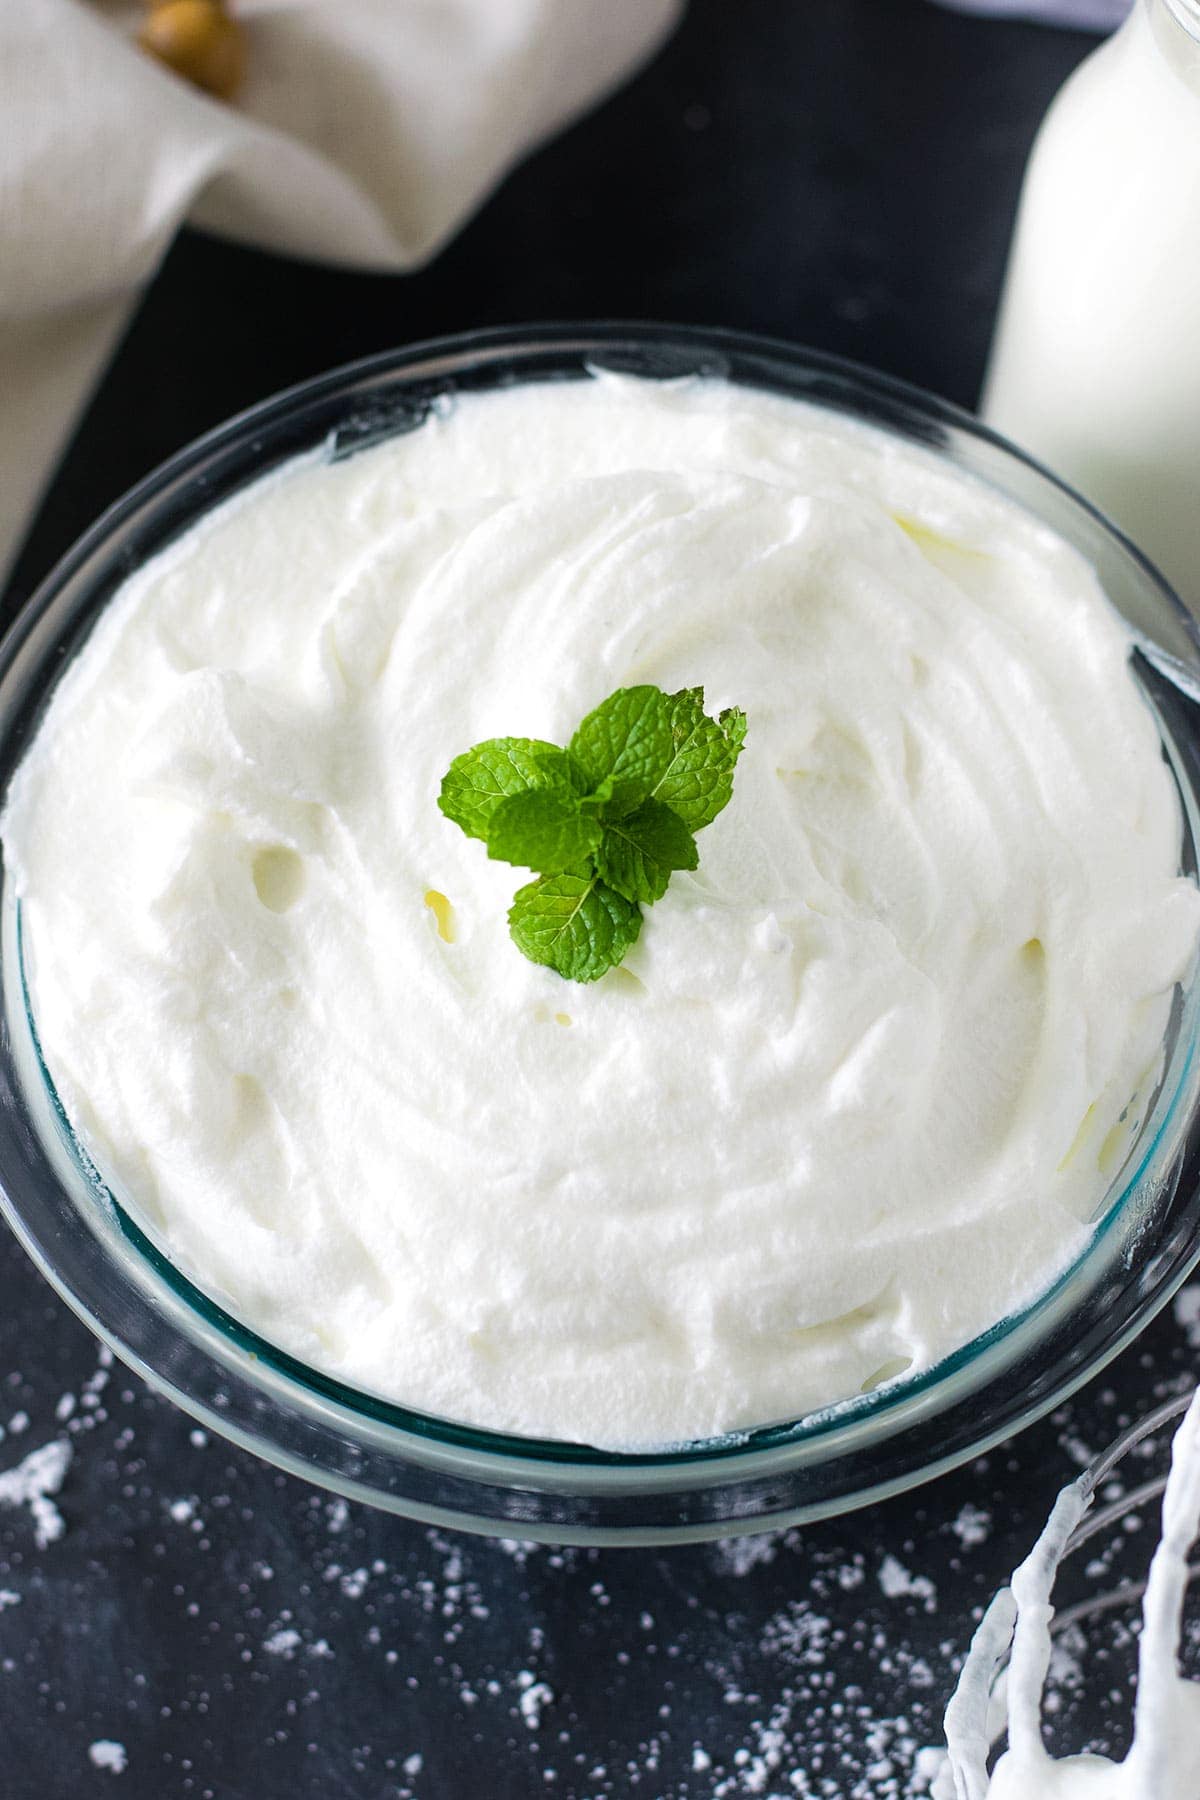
[[4, 373, 1198, 1448], [939, 1389, 1200, 1800]]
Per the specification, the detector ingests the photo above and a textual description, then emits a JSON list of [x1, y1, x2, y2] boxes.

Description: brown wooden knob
[[138, 0, 246, 102]]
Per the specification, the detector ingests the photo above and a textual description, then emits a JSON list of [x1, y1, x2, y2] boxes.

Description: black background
[[4, 4, 1197, 1798]]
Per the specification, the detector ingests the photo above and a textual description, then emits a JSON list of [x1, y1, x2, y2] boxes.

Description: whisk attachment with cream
[[938, 1387, 1200, 1798]]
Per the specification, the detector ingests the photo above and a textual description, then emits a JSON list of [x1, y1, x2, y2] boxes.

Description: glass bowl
[[3, 323, 1200, 1546]]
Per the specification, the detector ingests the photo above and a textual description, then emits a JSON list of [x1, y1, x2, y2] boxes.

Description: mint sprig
[[595, 797, 697, 905], [436, 738, 576, 843], [509, 872, 642, 983], [488, 788, 602, 874], [654, 686, 749, 829], [438, 685, 746, 983]]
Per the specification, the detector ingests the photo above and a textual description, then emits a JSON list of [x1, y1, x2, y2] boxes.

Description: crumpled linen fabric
[[0, 0, 681, 585]]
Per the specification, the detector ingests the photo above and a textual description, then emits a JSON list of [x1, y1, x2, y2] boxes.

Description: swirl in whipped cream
[[4, 374, 1197, 1447]]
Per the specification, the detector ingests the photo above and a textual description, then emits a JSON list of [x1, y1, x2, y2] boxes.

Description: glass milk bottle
[[982, 0, 1200, 610]]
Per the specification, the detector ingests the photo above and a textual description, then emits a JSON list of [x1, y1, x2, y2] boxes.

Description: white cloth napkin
[[0, 0, 681, 587]]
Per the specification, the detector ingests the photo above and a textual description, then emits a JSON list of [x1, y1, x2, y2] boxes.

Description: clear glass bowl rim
[[3, 320, 1200, 1542]]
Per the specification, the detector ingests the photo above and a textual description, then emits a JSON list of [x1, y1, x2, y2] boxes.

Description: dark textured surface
[[6, 4, 1193, 1798]]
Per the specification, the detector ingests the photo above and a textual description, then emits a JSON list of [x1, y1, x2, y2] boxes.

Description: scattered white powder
[[714, 1702, 791, 1796], [1174, 1282, 1200, 1350], [879, 1555, 938, 1614], [0, 1438, 71, 1548], [2, 1322, 1195, 1796], [1058, 1428, 1097, 1469], [711, 1532, 788, 1577], [87, 1741, 127, 1774], [495, 1538, 535, 1563], [517, 1671, 554, 1731], [1046, 1630, 1086, 1708], [950, 1504, 992, 1550], [759, 1601, 832, 1667]]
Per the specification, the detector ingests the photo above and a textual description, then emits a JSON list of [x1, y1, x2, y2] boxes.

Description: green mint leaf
[[438, 737, 568, 843], [534, 747, 590, 794], [652, 687, 748, 830], [596, 798, 698, 904], [487, 789, 603, 874], [568, 686, 675, 817], [439, 683, 746, 983], [508, 872, 642, 982]]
